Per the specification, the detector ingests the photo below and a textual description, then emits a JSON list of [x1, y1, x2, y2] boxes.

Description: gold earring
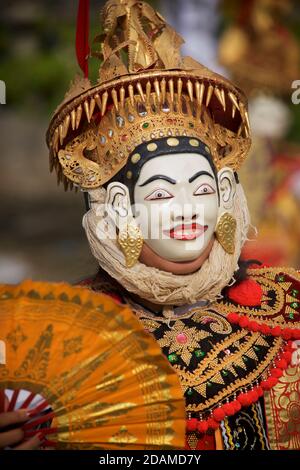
[[215, 212, 237, 254], [117, 221, 144, 268]]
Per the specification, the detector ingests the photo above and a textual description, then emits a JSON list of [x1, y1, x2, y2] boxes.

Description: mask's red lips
[[164, 223, 208, 241]]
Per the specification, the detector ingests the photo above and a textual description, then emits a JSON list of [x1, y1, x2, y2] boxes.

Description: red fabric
[[76, 0, 90, 77], [227, 279, 263, 307], [213, 408, 226, 422]]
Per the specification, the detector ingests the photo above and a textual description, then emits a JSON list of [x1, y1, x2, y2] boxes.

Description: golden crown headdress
[[46, 0, 251, 190]]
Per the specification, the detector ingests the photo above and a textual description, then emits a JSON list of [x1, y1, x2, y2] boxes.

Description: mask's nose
[[170, 187, 203, 223]]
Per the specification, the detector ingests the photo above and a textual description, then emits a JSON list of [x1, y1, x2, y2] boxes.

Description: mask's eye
[[194, 183, 215, 196], [145, 189, 174, 201]]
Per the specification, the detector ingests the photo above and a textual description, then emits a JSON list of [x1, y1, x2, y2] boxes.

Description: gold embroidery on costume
[[158, 320, 212, 366], [192, 310, 232, 335], [264, 364, 300, 450], [180, 336, 282, 413], [215, 267, 300, 330], [128, 295, 283, 413]]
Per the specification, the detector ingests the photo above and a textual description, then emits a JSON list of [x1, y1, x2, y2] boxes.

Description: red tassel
[[76, 0, 90, 77], [239, 317, 250, 328], [207, 418, 219, 430], [197, 420, 209, 434], [249, 389, 259, 402], [282, 329, 293, 340], [233, 400, 242, 412], [282, 351, 292, 362], [275, 358, 288, 369], [237, 392, 252, 407], [261, 377, 278, 390], [260, 379, 271, 390], [268, 377, 279, 387], [271, 326, 282, 337], [227, 279, 263, 306], [213, 408, 226, 422], [186, 418, 198, 432], [185, 342, 293, 434], [270, 368, 283, 378], [227, 312, 300, 341], [260, 324, 272, 335], [223, 403, 236, 416], [255, 386, 264, 397], [227, 312, 240, 323], [248, 321, 260, 332]]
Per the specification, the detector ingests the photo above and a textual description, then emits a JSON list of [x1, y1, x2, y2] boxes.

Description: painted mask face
[[133, 153, 219, 262]]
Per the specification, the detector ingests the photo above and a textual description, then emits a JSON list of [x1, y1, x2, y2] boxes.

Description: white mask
[[133, 153, 218, 261], [105, 152, 236, 263]]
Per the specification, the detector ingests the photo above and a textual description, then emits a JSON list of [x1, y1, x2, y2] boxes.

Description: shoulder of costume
[[76, 270, 124, 304], [185, 266, 299, 433], [217, 266, 300, 340]]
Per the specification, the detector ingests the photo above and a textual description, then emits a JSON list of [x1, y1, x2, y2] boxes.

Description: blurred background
[[0, 0, 300, 284]]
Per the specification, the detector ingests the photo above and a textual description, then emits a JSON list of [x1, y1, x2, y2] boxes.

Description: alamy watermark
[[0, 80, 6, 104], [0, 340, 6, 365], [95, 202, 208, 250], [291, 80, 300, 105]]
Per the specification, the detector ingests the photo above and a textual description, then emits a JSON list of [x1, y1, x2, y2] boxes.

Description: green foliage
[[0, 14, 100, 116]]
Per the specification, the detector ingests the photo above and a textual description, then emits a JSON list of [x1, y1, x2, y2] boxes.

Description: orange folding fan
[[0, 281, 185, 449]]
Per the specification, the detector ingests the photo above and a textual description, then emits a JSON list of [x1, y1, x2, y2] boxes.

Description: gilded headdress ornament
[[46, 0, 251, 190]]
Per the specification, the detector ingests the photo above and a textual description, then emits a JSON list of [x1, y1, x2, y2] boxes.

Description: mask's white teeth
[[119, 87, 125, 108], [89, 97, 96, 119], [136, 82, 145, 102], [52, 75, 250, 161], [101, 91, 108, 116], [206, 84, 213, 107], [154, 79, 161, 103], [71, 109, 76, 130], [75, 104, 82, 129], [237, 123, 249, 137], [195, 82, 205, 110], [221, 89, 226, 112], [84, 100, 90, 122], [245, 110, 250, 130], [177, 78, 182, 104], [214, 87, 225, 112], [228, 92, 239, 119], [63, 114, 70, 138], [161, 78, 166, 103], [168, 78, 174, 103], [111, 88, 119, 111], [187, 80, 194, 102], [128, 84, 135, 108], [59, 123, 64, 145], [95, 93, 102, 113]]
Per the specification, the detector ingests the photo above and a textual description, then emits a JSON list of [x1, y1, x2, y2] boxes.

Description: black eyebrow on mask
[[138, 175, 177, 187], [188, 171, 215, 183]]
